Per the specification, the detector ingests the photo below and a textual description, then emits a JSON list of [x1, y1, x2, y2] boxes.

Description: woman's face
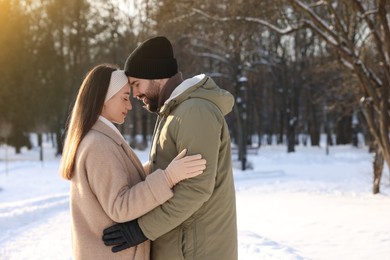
[[101, 83, 132, 124]]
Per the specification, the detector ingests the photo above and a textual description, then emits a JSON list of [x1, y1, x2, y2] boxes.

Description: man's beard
[[143, 80, 160, 113], [145, 101, 158, 113]]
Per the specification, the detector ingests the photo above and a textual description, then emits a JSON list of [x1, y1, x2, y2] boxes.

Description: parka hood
[[159, 74, 234, 116]]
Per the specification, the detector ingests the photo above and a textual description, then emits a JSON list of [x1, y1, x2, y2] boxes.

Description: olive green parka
[[138, 74, 238, 260]]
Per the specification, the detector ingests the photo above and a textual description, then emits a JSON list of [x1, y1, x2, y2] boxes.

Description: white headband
[[105, 70, 129, 102]]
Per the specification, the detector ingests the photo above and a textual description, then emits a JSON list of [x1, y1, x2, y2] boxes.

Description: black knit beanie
[[124, 36, 178, 79]]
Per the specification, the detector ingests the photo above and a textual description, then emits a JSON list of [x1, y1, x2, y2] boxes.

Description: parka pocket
[[178, 225, 196, 260]]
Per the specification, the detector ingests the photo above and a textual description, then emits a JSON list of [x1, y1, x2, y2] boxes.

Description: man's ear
[[155, 78, 169, 89]]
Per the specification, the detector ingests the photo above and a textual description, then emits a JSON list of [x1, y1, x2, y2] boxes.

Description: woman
[[60, 63, 206, 260]]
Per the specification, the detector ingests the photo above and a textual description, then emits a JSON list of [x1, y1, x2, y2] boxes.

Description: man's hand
[[102, 219, 148, 253]]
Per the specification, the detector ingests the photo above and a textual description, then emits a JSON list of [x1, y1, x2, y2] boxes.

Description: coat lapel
[[92, 120, 146, 180], [121, 143, 146, 180]]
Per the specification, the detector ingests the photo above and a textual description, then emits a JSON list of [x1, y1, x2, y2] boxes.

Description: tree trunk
[[373, 145, 384, 194], [38, 133, 43, 162], [55, 125, 63, 156], [141, 110, 148, 150], [233, 105, 244, 162], [286, 108, 296, 152], [287, 125, 295, 153], [361, 97, 390, 194], [130, 106, 137, 148], [336, 115, 352, 145], [278, 111, 284, 144], [309, 123, 320, 146]]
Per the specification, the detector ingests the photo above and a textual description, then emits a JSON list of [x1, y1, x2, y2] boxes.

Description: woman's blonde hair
[[60, 64, 118, 180]]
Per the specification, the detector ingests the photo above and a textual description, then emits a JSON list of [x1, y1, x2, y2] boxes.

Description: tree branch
[[191, 8, 300, 35]]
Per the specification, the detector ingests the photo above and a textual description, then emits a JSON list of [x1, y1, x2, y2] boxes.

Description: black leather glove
[[102, 219, 148, 253]]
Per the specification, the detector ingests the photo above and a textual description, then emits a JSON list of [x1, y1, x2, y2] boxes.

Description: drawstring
[[149, 115, 164, 171]]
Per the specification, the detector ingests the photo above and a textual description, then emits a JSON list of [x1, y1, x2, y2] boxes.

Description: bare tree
[[0, 0, 34, 153], [181, 0, 389, 192], [285, 0, 390, 193]]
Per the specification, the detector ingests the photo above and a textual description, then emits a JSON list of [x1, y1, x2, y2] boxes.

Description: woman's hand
[[164, 149, 206, 188]]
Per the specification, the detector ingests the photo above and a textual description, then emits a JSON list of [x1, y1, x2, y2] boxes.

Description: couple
[[60, 36, 237, 260]]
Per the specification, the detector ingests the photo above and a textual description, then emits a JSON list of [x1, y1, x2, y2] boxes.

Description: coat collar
[[91, 120, 125, 146], [159, 75, 208, 116], [157, 72, 184, 109]]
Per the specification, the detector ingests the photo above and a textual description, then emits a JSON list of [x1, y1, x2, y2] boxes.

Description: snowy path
[[0, 193, 305, 260], [0, 157, 72, 260], [0, 193, 69, 243], [0, 210, 71, 260], [1, 145, 390, 259]]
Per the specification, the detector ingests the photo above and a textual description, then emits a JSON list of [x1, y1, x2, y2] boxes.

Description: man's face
[[129, 77, 160, 112]]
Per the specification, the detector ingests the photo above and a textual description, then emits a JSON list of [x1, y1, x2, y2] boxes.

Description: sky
[[0, 137, 389, 260]]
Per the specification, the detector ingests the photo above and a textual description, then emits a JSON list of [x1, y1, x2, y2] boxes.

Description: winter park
[[1, 0, 390, 260]]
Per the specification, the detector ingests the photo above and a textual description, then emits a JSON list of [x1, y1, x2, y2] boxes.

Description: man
[[103, 36, 237, 260]]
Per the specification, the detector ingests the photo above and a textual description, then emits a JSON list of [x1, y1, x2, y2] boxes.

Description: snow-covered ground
[[0, 139, 389, 260]]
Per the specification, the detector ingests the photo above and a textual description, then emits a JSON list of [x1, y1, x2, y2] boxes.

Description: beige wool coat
[[70, 120, 173, 260]]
